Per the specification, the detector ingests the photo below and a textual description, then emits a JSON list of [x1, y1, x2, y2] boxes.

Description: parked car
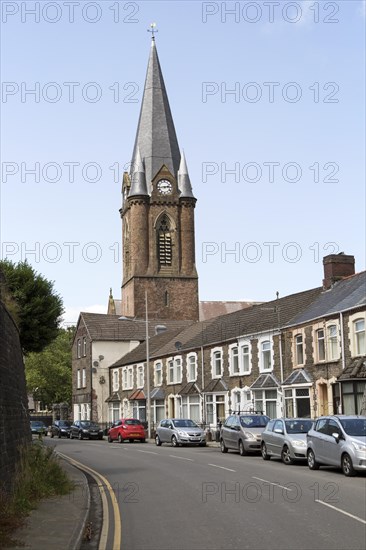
[[50, 420, 72, 438], [261, 418, 314, 464], [69, 420, 104, 440], [220, 413, 270, 455], [30, 420, 48, 436], [155, 419, 206, 447], [108, 419, 146, 443], [307, 415, 366, 477]]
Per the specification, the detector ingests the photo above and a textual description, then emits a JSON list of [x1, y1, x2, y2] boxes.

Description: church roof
[[130, 38, 181, 191], [78, 312, 191, 342]]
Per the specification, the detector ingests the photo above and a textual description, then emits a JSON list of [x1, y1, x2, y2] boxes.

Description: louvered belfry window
[[158, 216, 172, 266]]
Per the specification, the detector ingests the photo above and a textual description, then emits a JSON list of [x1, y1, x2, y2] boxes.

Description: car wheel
[[69, 431, 73, 439], [341, 453, 356, 477], [261, 442, 271, 460], [281, 446, 293, 465], [141, 438, 146, 443], [199, 442, 206, 447], [58, 433, 61, 439], [108, 434, 113, 443], [220, 439, 228, 453], [78, 432, 83, 440], [118, 434, 123, 444], [307, 449, 320, 470], [171, 435, 178, 447], [239, 440, 247, 456], [155, 435, 161, 446], [129, 439, 134, 443], [51, 432, 54, 438]]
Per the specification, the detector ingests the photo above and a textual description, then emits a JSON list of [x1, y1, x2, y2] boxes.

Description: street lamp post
[[145, 291, 151, 439]]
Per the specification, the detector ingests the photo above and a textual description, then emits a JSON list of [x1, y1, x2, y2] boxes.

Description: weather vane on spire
[[147, 22, 158, 40]]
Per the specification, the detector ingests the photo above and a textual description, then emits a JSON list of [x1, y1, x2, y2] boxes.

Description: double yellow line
[[58, 452, 122, 550]]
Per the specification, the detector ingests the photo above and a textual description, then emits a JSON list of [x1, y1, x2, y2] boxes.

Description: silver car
[[261, 418, 314, 464], [155, 418, 206, 447], [220, 414, 270, 456], [307, 415, 366, 476]]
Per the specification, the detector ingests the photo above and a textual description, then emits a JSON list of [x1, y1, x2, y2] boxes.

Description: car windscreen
[[125, 420, 142, 425], [338, 418, 366, 437], [173, 419, 198, 428], [31, 421, 44, 426], [285, 420, 313, 434], [240, 416, 269, 428], [59, 421, 71, 427]]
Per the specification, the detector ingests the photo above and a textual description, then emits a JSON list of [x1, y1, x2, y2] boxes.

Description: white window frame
[[154, 360, 163, 386], [252, 388, 280, 418], [186, 353, 198, 382], [294, 333, 304, 366], [166, 356, 183, 385], [326, 321, 340, 361], [258, 337, 273, 373], [137, 364, 144, 389], [315, 327, 325, 362], [113, 369, 119, 392], [228, 344, 240, 376], [127, 366, 134, 390], [211, 347, 223, 378], [83, 337, 87, 357], [77, 369, 81, 389], [122, 367, 128, 390], [82, 367, 86, 388], [349, 312, 366, 357], [77, 339, 81, 359], [181, 394, 201, 422], [240, 340, 251, 375]]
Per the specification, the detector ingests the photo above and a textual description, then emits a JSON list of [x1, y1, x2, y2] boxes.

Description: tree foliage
[[25, 328, 74, 408], [0, 260, 64, 354]]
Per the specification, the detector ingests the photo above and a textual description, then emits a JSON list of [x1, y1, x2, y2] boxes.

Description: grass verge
[[0, 440, 74, 547]]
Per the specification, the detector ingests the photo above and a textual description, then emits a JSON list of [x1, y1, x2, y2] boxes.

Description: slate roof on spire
[[178, 150, 195, 198], [130, 38, 181, 191], [129, 146, 148, 196]]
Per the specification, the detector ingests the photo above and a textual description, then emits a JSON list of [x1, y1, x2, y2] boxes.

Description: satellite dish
[[175, 341, 182, 350], [99, 355, 104, 361], [93, 361, 99, 367]]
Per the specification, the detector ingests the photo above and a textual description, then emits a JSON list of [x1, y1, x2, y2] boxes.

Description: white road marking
[[169, 455, 194, 461], [208, 463, 236, 472], [315, 500, 366, 525], [136, 450, 158, 455], [252, 476, 292, 491]]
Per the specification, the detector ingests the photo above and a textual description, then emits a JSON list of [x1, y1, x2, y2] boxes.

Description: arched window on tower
[[157, 215, 172, 267]]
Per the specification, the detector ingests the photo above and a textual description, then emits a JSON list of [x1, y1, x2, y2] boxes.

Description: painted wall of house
[[91, 340, 140, 424]]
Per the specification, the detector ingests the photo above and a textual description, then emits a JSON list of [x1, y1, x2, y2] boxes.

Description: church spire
[[130, 36, 181, 191]]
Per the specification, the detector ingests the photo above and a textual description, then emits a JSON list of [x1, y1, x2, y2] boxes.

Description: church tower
[[120, 36, 199, 321]]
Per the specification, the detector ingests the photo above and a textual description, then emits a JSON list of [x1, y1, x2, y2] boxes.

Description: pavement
[[6, 438, 220, 550], [7, 457, 90, 550]]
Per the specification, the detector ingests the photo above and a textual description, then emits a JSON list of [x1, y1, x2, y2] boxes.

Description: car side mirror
[[332, 432, 341, 443], [274, 428, 284, 435]]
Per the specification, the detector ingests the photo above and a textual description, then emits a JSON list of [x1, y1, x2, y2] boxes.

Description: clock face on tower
[[157, 179, 172, 195]]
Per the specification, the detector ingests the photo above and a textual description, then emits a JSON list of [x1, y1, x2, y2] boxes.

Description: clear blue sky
[[1, 1, 365, 324]]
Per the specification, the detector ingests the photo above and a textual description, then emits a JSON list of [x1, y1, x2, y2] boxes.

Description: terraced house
[[108, 254, 365, 428]]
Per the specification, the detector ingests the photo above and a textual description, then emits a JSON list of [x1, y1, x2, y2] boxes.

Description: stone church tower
[[120, 37, 199, 321]]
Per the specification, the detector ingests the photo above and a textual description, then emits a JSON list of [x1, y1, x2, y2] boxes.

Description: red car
[[108, 419, 146, 443]]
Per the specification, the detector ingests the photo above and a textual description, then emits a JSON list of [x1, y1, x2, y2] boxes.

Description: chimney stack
[[323, 253, 355, 290]]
